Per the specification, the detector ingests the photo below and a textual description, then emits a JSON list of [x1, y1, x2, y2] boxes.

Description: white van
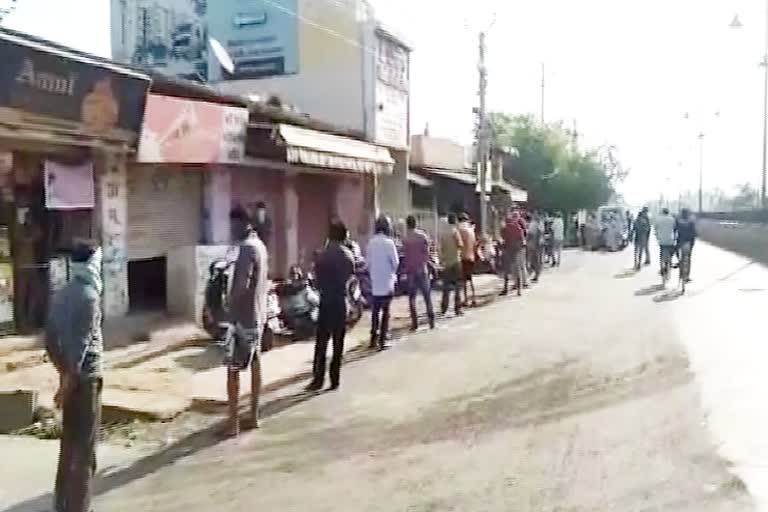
[[597, 205, 629, 249]]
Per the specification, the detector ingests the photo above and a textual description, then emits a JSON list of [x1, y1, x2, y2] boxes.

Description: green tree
[[490, 113, 622, 211]]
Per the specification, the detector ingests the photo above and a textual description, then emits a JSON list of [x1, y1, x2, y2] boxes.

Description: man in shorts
[[458, 213, 477, 307], [227, 206, 268, 436]]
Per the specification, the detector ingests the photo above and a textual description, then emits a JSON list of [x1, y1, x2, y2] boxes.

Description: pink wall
[[336, 175, 368, 243], [231, 168, 285, 277]]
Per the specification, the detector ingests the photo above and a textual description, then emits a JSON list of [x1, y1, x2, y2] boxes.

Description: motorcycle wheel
[[347, 302, 363, 326]]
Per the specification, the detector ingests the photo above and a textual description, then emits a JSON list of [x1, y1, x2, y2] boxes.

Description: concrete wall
[[411, 135, 466, 171], [698, 219, 768, 266], [377, 149, 410, 221]]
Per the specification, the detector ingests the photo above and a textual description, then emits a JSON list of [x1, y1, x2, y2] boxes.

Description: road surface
[[5, 241, 767, 511]]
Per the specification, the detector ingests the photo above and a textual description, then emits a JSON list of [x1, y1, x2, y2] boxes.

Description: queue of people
[[630, 205, 698, 284]]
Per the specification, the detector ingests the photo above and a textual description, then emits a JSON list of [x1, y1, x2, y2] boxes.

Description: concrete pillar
[[99, 152, 129, 318], [283, 172, 299, 276], [203, 168, 231, 244]]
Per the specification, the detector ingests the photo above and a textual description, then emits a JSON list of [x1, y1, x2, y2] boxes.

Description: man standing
[[366, 215, 399, 350], [653, 207, 676, 280], [252, 201, 272, 249], [439, 213, 464, 316], [525, 212, 543, 283], [551, 212, 565, 266], [457, 213, 477, 307], [45, 240, 103, 512], [501, 212, 526, 296], [402, 215, 436, 331], [632, 206, 652, 270], [307, 221, 355, 391], [228, 206, 269, 435], [675, 207, 697, 281]]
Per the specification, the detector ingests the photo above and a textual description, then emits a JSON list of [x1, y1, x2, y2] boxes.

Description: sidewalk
[[0, 274, 502, 426]]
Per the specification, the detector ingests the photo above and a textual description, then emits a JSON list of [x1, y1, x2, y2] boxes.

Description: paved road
[[5, 242, 764, 511]]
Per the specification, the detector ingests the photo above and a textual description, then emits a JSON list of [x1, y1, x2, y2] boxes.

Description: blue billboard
[[207, 0, 299, 81]]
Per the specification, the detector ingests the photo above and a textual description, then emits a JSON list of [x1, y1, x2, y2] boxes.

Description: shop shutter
[[127, 166, 202, 260]]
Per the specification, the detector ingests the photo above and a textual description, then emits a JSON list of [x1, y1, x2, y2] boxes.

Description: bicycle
[[678, 242, 692, 294]]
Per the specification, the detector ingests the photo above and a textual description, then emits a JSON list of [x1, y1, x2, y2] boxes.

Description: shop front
[[0, 28, 150, 330], [132, 92, 248, 316], [244, 122, 393, 276]]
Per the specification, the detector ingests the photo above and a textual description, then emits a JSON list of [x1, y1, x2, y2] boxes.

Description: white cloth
[[552, 217, 565, 241], [366, 233, 399, 297], [653, 214, 676, 246]]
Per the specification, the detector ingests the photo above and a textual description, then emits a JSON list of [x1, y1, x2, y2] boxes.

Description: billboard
[[207, 0, 299, 81], [110, 0, 298, 82], [111, 0, 209, 81]]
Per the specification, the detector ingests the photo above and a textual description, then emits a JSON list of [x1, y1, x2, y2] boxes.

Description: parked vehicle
[[276, 265, 320, 340], [202, 257, 278, 352], [597, 205, 629, 250]]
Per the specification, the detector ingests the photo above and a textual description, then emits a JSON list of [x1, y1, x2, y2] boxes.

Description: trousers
[[312, 299, 347, 386], [407, 270, 435, 328], [370, 295, 393, 346], [55, 377, 102, 512]]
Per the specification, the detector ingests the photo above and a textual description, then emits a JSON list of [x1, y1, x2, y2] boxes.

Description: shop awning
[[408, 172, 433, 188], [422, 168, 477, 185], [277, 124, 394, 174]]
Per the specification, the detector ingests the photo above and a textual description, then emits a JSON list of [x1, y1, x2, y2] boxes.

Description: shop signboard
[[207, 0, 299, 80], [138, 94, 248, 164], [0, 32, 149, 139], [374, 33, 409, 149]]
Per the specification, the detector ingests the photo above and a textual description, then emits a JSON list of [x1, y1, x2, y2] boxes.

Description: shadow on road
[[653, 290, 684, 303], [614, 268, 639, 279], [635, 284, 665, 296]]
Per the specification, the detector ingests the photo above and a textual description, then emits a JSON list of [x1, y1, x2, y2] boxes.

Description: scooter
[[275, 266, 320, 340]]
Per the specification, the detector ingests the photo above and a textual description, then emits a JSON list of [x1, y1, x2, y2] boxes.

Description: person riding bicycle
[[674, 208, 697, 283], [653, 208, 676, 281]]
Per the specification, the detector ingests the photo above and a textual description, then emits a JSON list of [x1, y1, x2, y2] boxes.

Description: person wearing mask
[[525, 212, 543, 283], [457, 212, 477, 307], [653, 207, 676, 280], [402, 215, 436, 331], [252, 201, 272, 248], [307, 221, 355, 391], [366, 215, 399, 350], [227, 206, 269, 435], [439, 213, 464, 316], [675, 208, 697, 282], [552, 212, 565, 266], [631, 206, 652, 270], [45, 240, 103, 512], [501, 211, 526, 296]]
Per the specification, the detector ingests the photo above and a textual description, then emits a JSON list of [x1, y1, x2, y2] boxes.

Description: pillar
[[203, 168, 231, 244], [283, 171, 299, 276], [99, 152, 129, 318]]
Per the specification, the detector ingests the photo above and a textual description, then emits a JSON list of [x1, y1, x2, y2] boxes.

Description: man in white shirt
[[653, 208, 676, 278], [551, 212, 565, 266], [366, 215, 399, 350]]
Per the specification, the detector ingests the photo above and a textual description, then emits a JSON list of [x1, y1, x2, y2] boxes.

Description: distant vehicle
[[597, 205, 629, 249]]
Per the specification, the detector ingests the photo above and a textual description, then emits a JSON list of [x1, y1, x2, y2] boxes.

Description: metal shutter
[[127, 166, 202, 260]]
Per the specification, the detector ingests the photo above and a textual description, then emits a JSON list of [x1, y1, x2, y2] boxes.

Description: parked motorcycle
[[276, 266, 320, 340], [202, 257, 279, 352]]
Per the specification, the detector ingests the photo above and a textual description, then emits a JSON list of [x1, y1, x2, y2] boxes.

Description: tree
[[489, 113, 621, 211], [0, 0, 18, 24], [730, 183, 759, 210]]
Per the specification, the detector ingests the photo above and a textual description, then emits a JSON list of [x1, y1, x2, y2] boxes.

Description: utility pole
[[698, 132, 705, 214], [540, 63, 546, 124], [478, 31, 489, 234]]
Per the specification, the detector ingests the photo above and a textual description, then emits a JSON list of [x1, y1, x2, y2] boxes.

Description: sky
[[4, 0, 768, 205]]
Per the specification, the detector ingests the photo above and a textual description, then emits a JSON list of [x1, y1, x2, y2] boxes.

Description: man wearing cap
[[45, 239, 103, 512]]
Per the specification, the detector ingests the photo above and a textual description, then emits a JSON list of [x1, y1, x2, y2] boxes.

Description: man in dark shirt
[[632, 206, 652, 270], [45, 239, 103, 512], [307, 220, 355, 391], [675, 208, 697, 280], [227, 206, 268, 435]]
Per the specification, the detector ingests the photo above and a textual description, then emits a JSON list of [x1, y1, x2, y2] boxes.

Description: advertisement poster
[[111, 0, 209, 81], [207, 0, 299, 80], [44, 160, 96, 210], [0, 262, 14, 329], [138, 94, 248, 164]]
